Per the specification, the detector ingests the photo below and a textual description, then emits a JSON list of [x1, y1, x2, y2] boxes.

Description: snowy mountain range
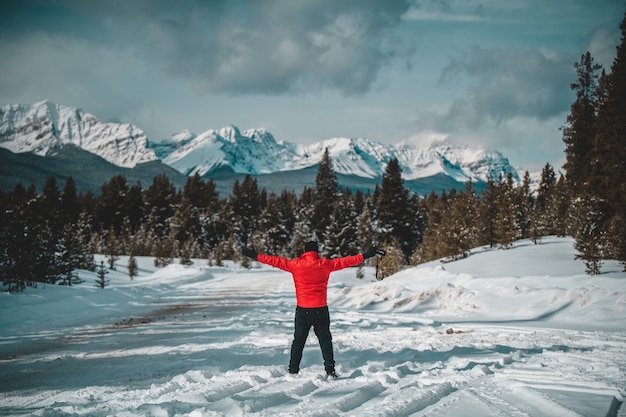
[[0, 101, 521, 193], [150, 125, 519, 185]]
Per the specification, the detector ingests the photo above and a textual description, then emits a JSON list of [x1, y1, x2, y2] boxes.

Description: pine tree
[[435, 189, 457, 259], [128, 253, 138, 279], [451, 182, 479, 258], [478, 176, 499, 247], [589, 13, 626, 269], [95, 261, 110, 289], [410, 192, 427, 248], [144, 174, 178, 240], [40, 177, 64, 266], [96, 175, 130, 233], [58, 223, 91, 284], [132, 222, 154, 256], [292, 187, 315, 256], [515, 171, 534, 240], [606, 213, 626, 271], [357, 203, 376, 254], [105, 225, 120, 270], [14, 190, 62, 287], [127, 182, 145, 233], [179, 239, 194, 266], [223, 234, 239, 262], [572, 195, 607, 274], [496, 173, 516, 249], [553, 175, 570, 237], [291, 220, 311, 257], [61, 176, 80, 225], [376, 158, 418, 261], [419, 191, 447, 262], [534, 163, 558, 238], [324, 191, 359, 257], [170, 195, 202, 254], [311, 148, 339, 238], [213, 241, 224, 267], [183, 173, 218, 210], [0, 191, 40, 291], [154, 236, 174, 267], [258, 191, 295, 255], [228, 175, 261, 244], [562, 52, 602, 196], [197, 178, 222, 253], [37, 223, 62, 285], [40, 177, 62, 234]]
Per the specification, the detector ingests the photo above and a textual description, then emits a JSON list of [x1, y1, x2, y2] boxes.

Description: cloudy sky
[[1, 0, 624, 172]]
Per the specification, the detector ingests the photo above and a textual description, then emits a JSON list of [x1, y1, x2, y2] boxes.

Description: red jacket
[[257, 251, 364, 308]]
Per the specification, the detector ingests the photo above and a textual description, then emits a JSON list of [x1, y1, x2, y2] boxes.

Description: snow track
[[1, 304, 623, 416]]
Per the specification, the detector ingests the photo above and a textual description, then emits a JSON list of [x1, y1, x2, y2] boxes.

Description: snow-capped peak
[[170, 129, 195, 143], [0, 100, 157, 168]]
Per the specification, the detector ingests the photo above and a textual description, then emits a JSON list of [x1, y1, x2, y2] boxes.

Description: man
[[242, 241, 378, 378]]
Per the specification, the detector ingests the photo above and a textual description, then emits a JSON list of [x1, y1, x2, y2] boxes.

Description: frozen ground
[[0, 236, 625, 416]]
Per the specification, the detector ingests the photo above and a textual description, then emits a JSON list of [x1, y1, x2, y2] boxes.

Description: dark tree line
[[0, 149, 423, 291]]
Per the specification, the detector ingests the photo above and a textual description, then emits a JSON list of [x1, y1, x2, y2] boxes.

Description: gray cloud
[[586, 25, 620, 70], [9, 0, 414, 96], [427, 47, 574, 132]]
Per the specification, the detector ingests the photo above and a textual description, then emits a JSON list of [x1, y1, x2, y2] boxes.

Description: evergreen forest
[[1, 14, 625, 292]]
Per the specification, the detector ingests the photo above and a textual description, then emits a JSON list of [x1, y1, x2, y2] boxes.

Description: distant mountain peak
[[171, 129, 195, 143], [0, 101, 157, 168]]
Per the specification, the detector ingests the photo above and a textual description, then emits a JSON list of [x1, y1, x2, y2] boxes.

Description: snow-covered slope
[[1, 237, 624, 416], [154, 127, 520, 183], [0, 101, 157, 168]]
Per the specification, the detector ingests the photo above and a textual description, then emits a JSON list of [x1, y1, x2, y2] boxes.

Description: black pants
[[289, 306, 334, 374]]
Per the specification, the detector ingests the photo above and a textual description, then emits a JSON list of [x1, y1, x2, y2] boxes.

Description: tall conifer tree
[[515, 171, 534, 240], [144, 174, 178, 240], [590, 13, 626, 268], [478, 176, 499, 247], [312, 148, 338, 239], [562, 52, 602, 195], [324, 191, 359, 257], [496, 173, 516, 249], [376, 158, 418, 261], [534, 163, 558, 238], [97, 175, 130, 233]]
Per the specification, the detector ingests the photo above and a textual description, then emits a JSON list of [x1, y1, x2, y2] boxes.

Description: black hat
[[304, 241, 319, 253]]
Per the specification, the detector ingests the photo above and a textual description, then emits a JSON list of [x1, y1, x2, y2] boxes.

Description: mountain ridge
[[1, 101, 523, 194], [151, 124, 521, 184]]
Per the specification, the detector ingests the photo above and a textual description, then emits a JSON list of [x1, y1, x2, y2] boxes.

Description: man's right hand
[[241, 246, 258, 260]]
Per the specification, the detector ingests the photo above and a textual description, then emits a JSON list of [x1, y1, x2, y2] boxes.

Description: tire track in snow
[[332, 380, 386, 412], [355, 382, 457, 416]]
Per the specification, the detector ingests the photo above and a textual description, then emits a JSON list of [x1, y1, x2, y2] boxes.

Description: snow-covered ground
[[1, 236, 625, 417]]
